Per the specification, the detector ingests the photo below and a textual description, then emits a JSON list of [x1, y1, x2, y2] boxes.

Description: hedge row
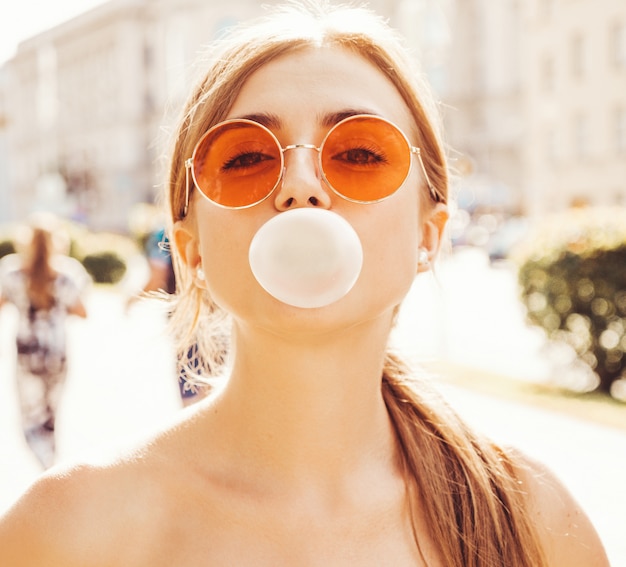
[[512, 206, 626, 397], [0, 220, 138, 285]]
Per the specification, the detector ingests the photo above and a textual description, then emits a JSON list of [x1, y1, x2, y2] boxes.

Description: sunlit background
[[0, 0, 625, 564]]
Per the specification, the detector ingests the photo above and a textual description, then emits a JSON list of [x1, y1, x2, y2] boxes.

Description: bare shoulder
[[510, 449, 610, 567], [0, 439, 191, 566], [0, 462, 126, 566], [0, 406, 228, 567]]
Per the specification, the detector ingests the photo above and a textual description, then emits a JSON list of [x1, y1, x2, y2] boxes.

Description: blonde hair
[[164, 2, 546, 565]]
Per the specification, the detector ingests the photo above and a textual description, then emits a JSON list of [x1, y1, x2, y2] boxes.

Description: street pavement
[[1, 247, 624, 565]]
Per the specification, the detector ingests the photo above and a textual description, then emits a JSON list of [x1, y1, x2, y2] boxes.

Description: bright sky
[[0, 0, 107, 65]]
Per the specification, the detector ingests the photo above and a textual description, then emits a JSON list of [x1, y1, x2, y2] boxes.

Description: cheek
[[369, 183, 421, 262], [196, 216, 256, 309], [355, 199, 420, 301], [370, 217, 418, 271]]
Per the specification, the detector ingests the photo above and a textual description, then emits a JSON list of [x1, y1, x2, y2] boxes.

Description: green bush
[[0, 239, 16, 260], [512, 206, 626, 396], [81, 251, 127, 284], [62, 223, 139, 285]]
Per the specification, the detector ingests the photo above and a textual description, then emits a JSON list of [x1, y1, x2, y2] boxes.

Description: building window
[[611, 22, 626, 68], [573, 113, 589, 159], [571, 33, 589, 78], [541, 0, 555, 20], [143, 45, 153, 68], [546, 127, 558, 164], [615, 107, 626, 154], [541, 55, 555, 91]]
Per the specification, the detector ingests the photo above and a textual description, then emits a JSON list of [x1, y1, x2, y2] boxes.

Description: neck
[[202, 309, 400, 494]]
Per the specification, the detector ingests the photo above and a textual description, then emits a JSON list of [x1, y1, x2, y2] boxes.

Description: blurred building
[[0, 0, 624, 230], [443, 0, 525, 214], [522, 0, 626, 215], [444, 0, 626, 217], [2, 1, 150, 229]]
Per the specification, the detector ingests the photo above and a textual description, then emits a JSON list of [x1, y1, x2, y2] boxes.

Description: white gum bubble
[[248, 209, 363, 308]]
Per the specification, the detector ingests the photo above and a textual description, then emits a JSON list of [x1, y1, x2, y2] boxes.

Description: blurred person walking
[[0, 216, 88, 469]]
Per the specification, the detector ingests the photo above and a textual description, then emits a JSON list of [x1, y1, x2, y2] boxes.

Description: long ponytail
[[381, 352, 547, 566]]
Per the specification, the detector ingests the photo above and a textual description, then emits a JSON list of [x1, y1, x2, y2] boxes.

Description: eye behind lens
[[192, 120, 283, 208], [321, 116, 411, 203]]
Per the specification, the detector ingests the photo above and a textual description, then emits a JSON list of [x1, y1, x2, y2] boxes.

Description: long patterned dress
[[1, 266, 84, 468]]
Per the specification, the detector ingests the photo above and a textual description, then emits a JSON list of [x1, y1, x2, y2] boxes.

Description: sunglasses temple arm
[[183, 158, 192, 217], [414, 148, 442, 203]]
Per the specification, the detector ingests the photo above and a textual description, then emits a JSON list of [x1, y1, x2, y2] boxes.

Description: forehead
[[226, 46, 414, 133]]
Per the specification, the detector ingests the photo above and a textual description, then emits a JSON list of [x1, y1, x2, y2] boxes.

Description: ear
[[418, 203, 449, 271], [172, 219, 201, 271]]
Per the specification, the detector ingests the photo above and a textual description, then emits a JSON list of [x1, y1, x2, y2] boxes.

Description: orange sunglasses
[[184, 114, 440, 214]]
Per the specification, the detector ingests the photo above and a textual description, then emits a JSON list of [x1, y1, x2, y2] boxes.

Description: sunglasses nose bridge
[[283, 143, 318, 152], [280, 143, 322, 182], [274, 144, 331, 210], [282, 142, 321, 173]]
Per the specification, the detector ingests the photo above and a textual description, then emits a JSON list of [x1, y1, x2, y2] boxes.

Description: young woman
[[0, 218, 87, 469], [0, 3, 609, 565]]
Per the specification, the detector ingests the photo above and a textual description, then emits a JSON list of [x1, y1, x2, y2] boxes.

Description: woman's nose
[[273, 148, 332, 211]]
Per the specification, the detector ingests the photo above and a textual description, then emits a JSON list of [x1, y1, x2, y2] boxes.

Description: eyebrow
[[233, 108, 379, 131], [236, 112, 282, 130], [318, 108, 379, 128]]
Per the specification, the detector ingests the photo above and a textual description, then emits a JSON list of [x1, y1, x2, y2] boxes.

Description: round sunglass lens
[[193, 121, 282, 208], [320, 116, 411, 202]]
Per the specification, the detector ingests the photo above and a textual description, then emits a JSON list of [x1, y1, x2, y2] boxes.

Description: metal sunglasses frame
[[183, 114, 440, 216]]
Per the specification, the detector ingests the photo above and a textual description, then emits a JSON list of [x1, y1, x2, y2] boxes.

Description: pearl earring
[[417, 248, 430, 266], [196, 267, 205, 281]]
